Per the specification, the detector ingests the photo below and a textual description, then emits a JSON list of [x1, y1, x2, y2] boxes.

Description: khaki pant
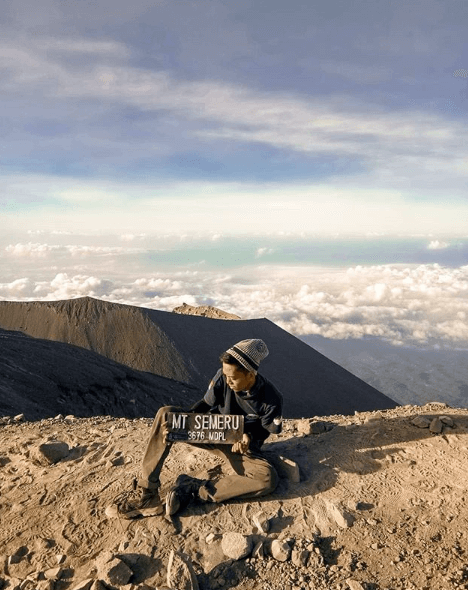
[[139, 406, 278, 503]]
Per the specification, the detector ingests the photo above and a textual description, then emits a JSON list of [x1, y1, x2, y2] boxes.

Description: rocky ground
[[2, 402, 468, 590], [172, 304, 241, 320]]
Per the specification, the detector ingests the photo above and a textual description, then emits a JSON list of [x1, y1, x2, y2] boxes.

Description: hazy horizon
[[2, 231, 467, 352]]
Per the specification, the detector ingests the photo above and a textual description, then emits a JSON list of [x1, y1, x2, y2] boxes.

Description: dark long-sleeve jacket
[[190, 368, 283, 450]]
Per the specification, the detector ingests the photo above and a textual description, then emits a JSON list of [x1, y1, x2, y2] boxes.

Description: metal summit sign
[[166, 412, 244, 444]]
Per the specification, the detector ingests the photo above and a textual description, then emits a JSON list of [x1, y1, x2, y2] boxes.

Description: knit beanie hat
[[225, 339, 269, 373]]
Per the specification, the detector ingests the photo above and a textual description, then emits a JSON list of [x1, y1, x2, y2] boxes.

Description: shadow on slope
[[0, 328, 201, 421], [0, 297, 397, 418]]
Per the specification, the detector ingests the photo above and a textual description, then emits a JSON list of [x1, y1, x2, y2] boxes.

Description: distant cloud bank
[[1, 248, 467, 348], [427, 240, 450, 250], [6, 242, 145, 258]]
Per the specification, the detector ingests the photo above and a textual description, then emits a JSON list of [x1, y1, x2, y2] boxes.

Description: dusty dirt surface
[[2, 402, 468, 590]]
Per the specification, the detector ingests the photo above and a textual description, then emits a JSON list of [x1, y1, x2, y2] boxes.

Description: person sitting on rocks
[[111, 338, 283, 519]]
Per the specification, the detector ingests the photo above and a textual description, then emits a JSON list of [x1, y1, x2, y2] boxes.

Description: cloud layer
[[2, 249, 467, 348]]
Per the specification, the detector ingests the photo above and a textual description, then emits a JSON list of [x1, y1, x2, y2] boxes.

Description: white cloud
[[31, 273, 115, 299], [5, 242, 145, 258], [2, 262, 468, 348], [255, 247, 275, 258], [6, 243, 59, 258], [0, 278, 35, 298], [120, 233, 146, 242], [37, 38, 130, 58], [427, 240, 450, 250]]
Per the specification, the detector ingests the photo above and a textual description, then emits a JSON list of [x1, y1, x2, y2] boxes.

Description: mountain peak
[[0, 297, 396, 418]]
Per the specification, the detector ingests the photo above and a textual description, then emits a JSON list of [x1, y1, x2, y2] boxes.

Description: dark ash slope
[[0, 328, 200, 420], [0, 297, 397, 417]]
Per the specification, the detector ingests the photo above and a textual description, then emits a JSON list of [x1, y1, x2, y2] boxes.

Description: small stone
[[411, 416, 431, 429], [35, 441, 70, 464], [108, 455, 125, 467], [310, 421, 327, 434], [205, 533, 217, 544], [65, 415, 76, 421], [44, 567, 63, 580], [252, 541, 265, 559], [95, 554, 133, 586], [221, 533, 252, 560], [14, 414, 25, 422], [440, 416, 454, 427], [253, 511, 270, 533], [296, 419, 313, 435], [9, 546, 29, 564], [271, 539, 291, 562], [429, 418, 443, 434], [56, 554, 66, 565], [325, 500, 355, 528], [8, 556, 22, 566]]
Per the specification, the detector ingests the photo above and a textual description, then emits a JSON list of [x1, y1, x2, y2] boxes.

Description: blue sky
[[1, 1, 468, 350], [1, 0, 468, 235]]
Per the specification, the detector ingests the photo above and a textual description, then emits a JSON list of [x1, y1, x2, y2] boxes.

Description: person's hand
[[232, 433, 250, 454]]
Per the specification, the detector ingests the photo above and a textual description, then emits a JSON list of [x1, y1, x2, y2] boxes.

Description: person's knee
[[257, 464, 278, 495], [155, 405, 180, 424]]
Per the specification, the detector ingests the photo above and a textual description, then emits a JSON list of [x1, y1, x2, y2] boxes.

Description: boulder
[[429, 417, 443, 434], [34, 441, 70, 465], [411, 416, 431, 429], [95, 553, 133, 586], [221, 533, 252, 560], [270, 539, 291, 562], [325, 500, 355, 528]]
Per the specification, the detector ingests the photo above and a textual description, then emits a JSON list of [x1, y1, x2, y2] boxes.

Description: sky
[[1, 0, 468, 350]]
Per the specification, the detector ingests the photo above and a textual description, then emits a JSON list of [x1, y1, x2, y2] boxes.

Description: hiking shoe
[[107, 484, 164, 519], [165, 474, 206, 516]]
